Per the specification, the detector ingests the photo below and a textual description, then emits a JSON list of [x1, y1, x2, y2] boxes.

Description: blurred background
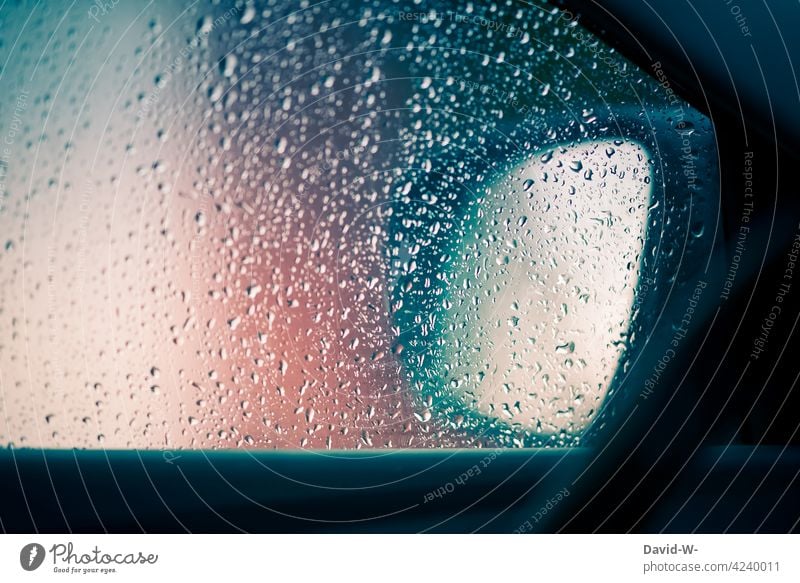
[[0, 0, 716, 449], [0, 0, 798, 533]]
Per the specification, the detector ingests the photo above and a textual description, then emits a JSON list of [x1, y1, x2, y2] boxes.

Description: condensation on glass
[[0, 1, 715, 448]]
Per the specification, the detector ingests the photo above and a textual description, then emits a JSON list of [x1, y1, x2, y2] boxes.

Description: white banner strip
[[1, 534, 798, 582]]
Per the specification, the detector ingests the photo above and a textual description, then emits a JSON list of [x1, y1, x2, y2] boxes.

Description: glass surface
[[0, 1, 716, 448]]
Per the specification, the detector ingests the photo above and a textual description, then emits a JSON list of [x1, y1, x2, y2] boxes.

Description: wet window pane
[[0, 1, 716, 448]]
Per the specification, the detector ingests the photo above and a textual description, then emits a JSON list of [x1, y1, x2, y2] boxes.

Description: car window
[[0, 0, 716, 448]]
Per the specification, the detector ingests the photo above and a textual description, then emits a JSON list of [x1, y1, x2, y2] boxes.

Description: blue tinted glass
[[0, 1, 716, 448]]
